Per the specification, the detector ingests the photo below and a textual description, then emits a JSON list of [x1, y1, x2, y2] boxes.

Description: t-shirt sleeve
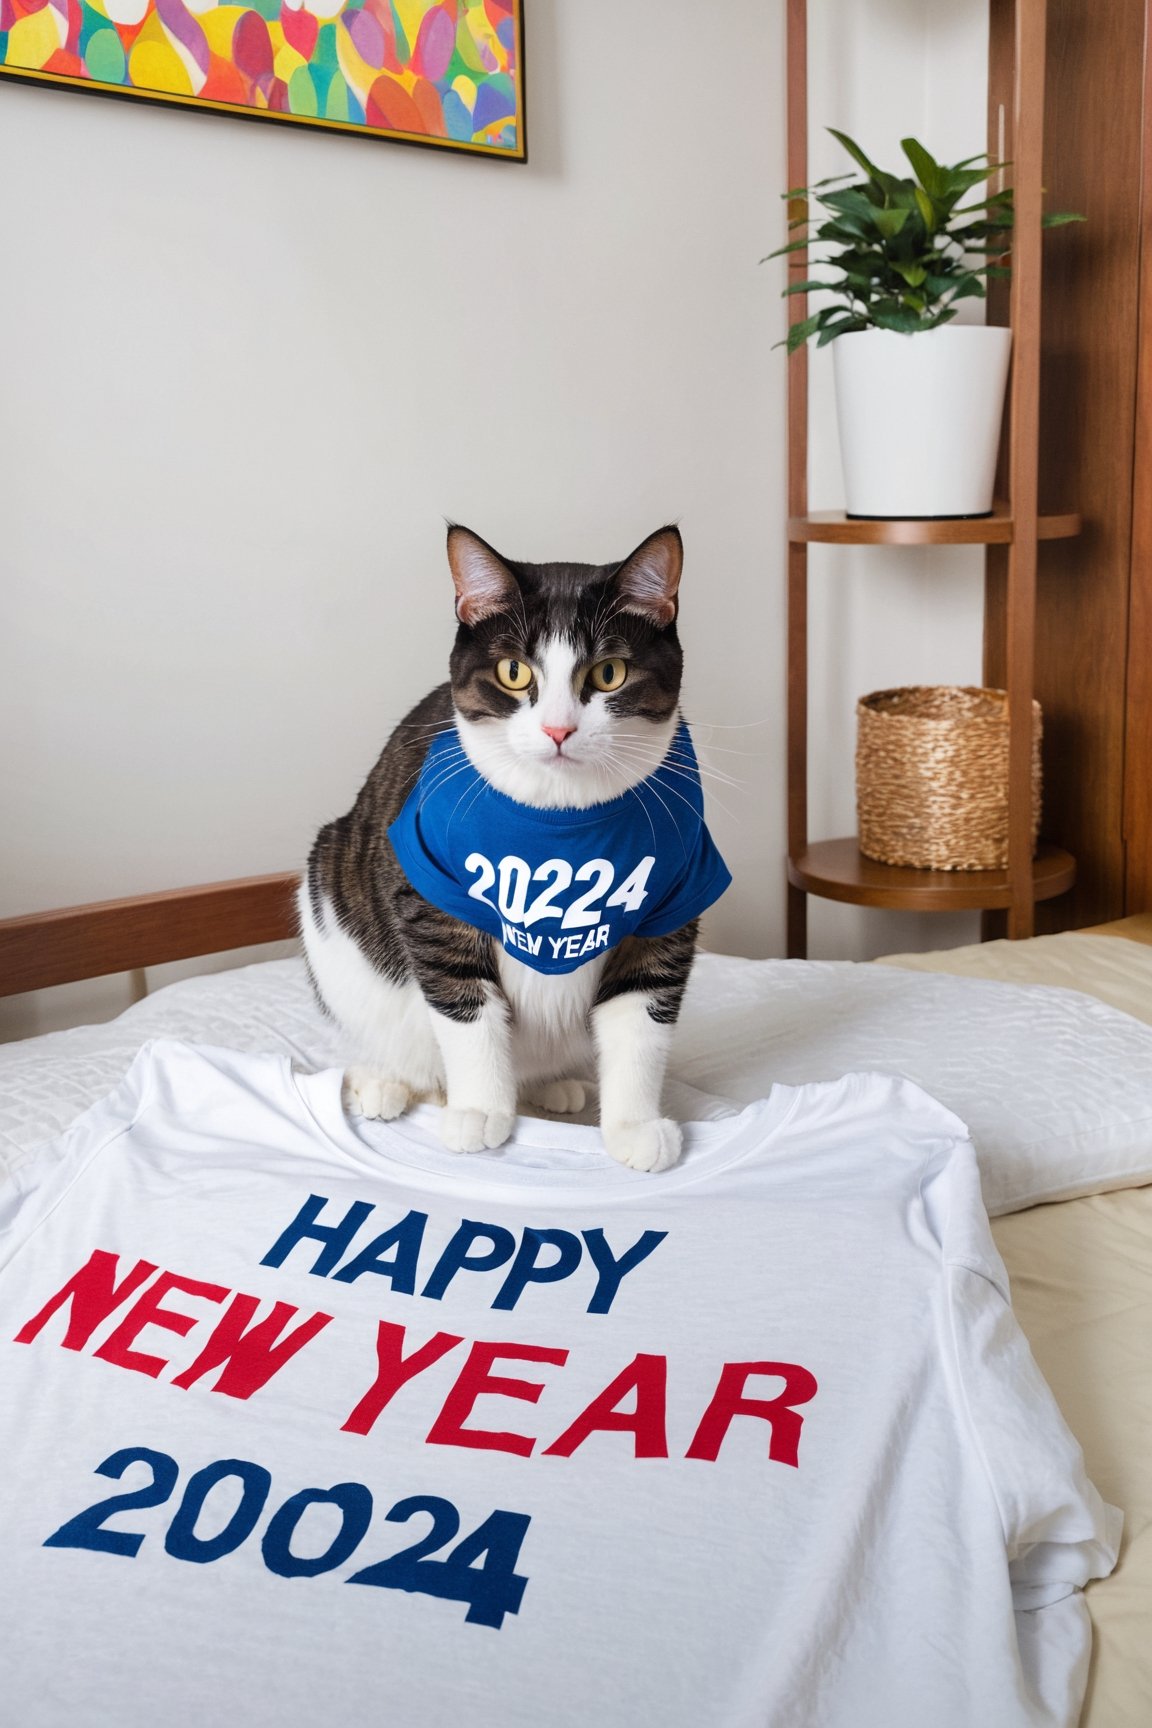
[[633, 825, 732, 939], [945, 1260, 1122, 1603], [924, 1139, 1122, 1605], [0, 1044, 156, 1266]]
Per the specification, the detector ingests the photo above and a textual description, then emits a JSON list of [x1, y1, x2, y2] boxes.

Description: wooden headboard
[[0, 874, 300, 998]]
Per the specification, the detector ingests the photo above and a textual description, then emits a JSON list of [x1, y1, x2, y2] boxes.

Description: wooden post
[[785, 0, 810, 959], [1125, 7, 1152, 915], [982, 0, 1014, 942], [1004, 0, 1046, 939]]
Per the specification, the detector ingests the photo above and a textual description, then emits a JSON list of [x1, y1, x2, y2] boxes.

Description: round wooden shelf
[[787, 503, 1082, 546], [787, 839, 1077, 911]]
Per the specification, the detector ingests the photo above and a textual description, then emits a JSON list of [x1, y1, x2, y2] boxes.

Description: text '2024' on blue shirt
[[387, 722, 732, 975]]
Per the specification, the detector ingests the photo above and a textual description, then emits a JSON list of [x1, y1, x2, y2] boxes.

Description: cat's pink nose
[[542, 724, 576, 747]]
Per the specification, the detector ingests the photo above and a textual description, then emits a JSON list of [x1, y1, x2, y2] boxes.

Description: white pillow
[[0, 960, 341, 1183], [2, 953, 1152, 1216], [672, 956, 1152, 1215]]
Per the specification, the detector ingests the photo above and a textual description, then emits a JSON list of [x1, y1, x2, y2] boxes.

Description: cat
[[298, 523, 730, 1174]]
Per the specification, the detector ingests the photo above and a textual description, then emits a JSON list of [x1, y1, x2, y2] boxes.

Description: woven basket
[[856, 686, 1041, 871]]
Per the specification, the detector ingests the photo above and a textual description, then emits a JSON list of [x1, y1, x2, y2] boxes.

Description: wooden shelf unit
[[787, 840, 1076, 913], [785, 0, 1078, 957], [788, 505, 1081, 547]]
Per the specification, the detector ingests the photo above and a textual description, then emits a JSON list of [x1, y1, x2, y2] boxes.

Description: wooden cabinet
[[784, 0, 1083, 957]]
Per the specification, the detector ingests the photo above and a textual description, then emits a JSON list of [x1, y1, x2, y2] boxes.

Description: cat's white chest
[[498, 946, 603, 1082]]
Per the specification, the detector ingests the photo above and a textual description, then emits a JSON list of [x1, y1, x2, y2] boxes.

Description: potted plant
[[768, 130, 1082, 518]]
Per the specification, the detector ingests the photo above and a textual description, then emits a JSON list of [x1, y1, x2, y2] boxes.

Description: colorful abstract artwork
[[0, 0, 524, 156]]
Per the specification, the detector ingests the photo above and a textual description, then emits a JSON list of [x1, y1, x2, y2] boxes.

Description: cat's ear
[[447, 525, 520, 626], [611, 526, 683, 627]]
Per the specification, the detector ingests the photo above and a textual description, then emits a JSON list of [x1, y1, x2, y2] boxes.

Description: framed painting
[[0, 0, 525, 158]]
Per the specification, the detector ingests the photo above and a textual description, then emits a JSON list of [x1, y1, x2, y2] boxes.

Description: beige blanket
[[880, 929, 1152, 1722]]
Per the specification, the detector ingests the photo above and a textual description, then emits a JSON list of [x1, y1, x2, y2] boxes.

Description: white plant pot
[[832, 324, 1013, 518]]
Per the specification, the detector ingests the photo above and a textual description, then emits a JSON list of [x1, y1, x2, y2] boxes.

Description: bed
[[1, 884, 1150, 1724], [879, 917, 1152, 1727]]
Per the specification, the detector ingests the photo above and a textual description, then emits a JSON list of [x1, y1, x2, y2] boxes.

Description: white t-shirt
[[0, 1040, 1119, 1728]]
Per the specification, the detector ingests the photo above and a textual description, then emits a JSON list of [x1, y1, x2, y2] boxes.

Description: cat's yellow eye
[[495, 657, 534, 694], [589, 658, 629, 693]]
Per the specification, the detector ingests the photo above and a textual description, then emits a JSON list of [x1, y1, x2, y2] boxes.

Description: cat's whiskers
[[444, 770, 493, 839], [667, 737, 768, 757], [609, 737, 746, 795], [414, 746, 469, 791], [623, 782, 662, 854], [393, 739, 468, 799], [605, 728, 745, 784], [413, 752, 474, 811], [690, 717, 773, 734], [591, 739, 688, 818], [656, 750, 745, 791], [588, 598, 633, 644], [602, 742, 743, 827], [397, 732, 462, 753], [407, 740, 468, 782], [391, 731, 465, 776], [651, 765, 742, 829], [606, 758, 696, 858], [654, 741, 745, 782], [588, 581, 623, 641]]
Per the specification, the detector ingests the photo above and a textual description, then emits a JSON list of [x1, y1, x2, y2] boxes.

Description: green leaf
[[815, 216, 876, 244], [784, 312, 826, 353], [924, 271, 973, 295], [901, 136, 943, 197], [782, 278, 842, 296], [945, 277, 987, 302], [760, 239, 813, 260], [953, 194, 1015, 216], [883, 178, 921, 208], [781, 174, 854, 198], [914, 187, 937, 233], [827, 127, 883, 179], [950, 216, 1013, 236], [820, 187, 884, 222], [1041, 211, 1086, 227], [872, 206, 911, 240], [892, 260, 927, 286], [943, 164, 1001, 196], [870, 305, 926, 334], [869, 171, 919, 207], [815, 316, 867, 347]]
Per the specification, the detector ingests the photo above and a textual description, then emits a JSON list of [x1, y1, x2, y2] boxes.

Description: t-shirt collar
[[289, 1063, 798, 1202]]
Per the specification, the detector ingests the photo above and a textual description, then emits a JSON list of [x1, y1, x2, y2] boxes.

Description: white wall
[[1, 0, 989, 1040]]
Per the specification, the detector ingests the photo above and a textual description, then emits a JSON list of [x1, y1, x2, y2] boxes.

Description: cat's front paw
[[344, 1069, 412, 1121], [439, 1106, 516, 1154], [602, 1118, 682, 1174], [523, 1079, 587, 1115]]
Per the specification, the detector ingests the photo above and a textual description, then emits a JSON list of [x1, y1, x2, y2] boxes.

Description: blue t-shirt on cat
[[388, 722, 731, 974]]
